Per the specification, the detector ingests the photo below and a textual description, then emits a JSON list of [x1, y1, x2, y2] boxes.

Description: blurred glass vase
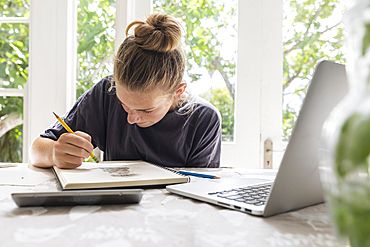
[[320, 0, 370, 246]]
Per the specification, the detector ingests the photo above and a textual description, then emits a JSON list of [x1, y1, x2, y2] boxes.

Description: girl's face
[[116, 84, 185, 128]]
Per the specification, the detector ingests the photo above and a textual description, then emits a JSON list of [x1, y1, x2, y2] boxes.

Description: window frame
[[229, 0, 284, 169]]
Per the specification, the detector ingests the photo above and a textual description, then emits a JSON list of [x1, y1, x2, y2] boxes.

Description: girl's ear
[[175, 83, 187, 97]]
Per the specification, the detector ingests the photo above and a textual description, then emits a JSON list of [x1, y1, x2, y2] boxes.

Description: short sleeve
[[40, 76, 112, 150], [185, 103, 222, 168]]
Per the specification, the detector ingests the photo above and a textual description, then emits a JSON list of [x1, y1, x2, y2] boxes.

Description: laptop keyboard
[[208, 183, 272, 206]]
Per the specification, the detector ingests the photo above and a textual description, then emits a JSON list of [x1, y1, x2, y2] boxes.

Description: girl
[[29, 13, 221, 169]]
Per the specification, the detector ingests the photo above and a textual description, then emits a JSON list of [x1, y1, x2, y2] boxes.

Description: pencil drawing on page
[[99, 166, 136, 177]]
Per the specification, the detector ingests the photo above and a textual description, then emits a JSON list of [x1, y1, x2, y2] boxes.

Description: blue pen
[[178, 171, 220, 179]]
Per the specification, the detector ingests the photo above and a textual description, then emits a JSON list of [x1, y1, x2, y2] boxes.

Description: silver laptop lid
[[263, 60, 348, 216]]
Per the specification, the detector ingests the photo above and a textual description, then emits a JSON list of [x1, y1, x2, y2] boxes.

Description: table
[[0, 163, 340, 247]]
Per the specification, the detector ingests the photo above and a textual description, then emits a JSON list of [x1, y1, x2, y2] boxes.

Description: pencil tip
[[52, 112, 59, 118]]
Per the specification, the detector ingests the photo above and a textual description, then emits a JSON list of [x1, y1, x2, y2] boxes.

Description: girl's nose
[[127, 110, 141, 124]]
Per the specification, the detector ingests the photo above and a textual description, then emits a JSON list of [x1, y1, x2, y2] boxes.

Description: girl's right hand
[[52, 131, 94, 169]]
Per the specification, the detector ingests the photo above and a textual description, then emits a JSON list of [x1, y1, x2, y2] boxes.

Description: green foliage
[[76, 0, 115, 98], [283, 0, 347, 140], [200, 88, 234, 141], [0, 0, 29, 162], [282, 104, 299, 141], [335, 112, 370, 179], [363, 23, 370, 56], [0, 0, 29, 17], [331, 186, 370, 247], [0, 23, 29, 89], [0, 97, 23, 162]]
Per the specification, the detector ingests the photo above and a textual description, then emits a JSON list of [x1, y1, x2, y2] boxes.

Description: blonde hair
[[113, 13, 185, 96]]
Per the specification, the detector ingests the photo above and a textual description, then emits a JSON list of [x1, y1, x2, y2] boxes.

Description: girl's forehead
[[116, 84, 170, 106], [117, 85, 165, 99]]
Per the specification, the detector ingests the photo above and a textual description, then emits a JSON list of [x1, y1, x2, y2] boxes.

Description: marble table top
[[0, 163, 340, 247]]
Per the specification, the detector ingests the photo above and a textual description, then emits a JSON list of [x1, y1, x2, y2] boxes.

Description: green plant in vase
[[322, 1, 370, 246]]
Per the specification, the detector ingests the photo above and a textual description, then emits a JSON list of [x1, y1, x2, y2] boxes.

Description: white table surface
[[0, 163, 340, 247]]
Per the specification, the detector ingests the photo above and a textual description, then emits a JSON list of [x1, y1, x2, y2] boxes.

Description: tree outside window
[[282, 0, 348, 141]]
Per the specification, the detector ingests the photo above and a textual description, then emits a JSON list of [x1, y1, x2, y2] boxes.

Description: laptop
[[166, 60, 349, 217]]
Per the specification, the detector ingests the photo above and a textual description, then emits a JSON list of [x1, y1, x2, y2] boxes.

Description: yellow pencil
[[53, 112, 99, 163]]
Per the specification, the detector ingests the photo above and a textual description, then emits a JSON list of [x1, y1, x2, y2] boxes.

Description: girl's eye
[[142, 110, 153, 114]]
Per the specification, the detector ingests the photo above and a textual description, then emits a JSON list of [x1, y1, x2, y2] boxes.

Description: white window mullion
[[0, 88, 24, 97], [0, 17, 29, 23], [221, 0, 262, 169], [115, 0, 131, 53], [115, 0, 152, 54], [220, 0, 283, 169], [260, 0, 284, 169], [23, 81, 29, 162], [27, 0, 77, 162]]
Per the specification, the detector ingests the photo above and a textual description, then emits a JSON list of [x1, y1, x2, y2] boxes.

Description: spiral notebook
[[52, 161, 189, 190]]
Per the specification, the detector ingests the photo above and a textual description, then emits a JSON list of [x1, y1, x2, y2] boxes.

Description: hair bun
[[125, 13, 182, 53]]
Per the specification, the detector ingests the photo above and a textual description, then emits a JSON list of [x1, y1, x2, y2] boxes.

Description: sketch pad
[[52, 161, 189, 190]]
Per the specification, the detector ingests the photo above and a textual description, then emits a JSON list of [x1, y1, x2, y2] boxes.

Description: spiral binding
[[151, 163, 191, 182]]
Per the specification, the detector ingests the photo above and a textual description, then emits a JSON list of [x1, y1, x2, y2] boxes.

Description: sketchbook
[[52, 161, 189, 190]]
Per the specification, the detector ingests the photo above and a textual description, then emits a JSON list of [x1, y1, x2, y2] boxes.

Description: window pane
[[0, 23, 29, 89], [76, 0, 116, 99], [0, 96, 23, 162], [0, 1, 28, 163], [282, 0, 349, 141], [153, 0, 237, 142], [0, 0, 30, 18]]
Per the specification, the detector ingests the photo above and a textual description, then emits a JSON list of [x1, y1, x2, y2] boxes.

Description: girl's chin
[[137, 122, 152, 128]]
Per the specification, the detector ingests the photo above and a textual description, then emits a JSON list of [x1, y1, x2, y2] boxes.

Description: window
[[5, 0, 284, 168], [7, 0, 350, 168], [0, 0, 29, 162], [282, 0, 349, 142]]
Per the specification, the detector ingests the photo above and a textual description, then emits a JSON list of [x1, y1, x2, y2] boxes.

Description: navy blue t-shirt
[[41, 76, 222, 168]]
